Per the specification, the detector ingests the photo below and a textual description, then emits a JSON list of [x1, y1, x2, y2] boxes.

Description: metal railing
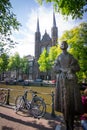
[[0, 88, 56, 117]]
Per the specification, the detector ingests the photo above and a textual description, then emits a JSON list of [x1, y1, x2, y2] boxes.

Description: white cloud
[[10, 5, 86, 57]]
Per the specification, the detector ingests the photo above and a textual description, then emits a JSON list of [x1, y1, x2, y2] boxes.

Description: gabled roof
[[41, 30, 51, 42]]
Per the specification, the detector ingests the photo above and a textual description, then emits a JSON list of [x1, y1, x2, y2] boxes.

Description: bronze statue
[[53, 41, 83, 130]]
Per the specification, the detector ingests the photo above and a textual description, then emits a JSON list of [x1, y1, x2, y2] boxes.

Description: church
[[1, 13, 58, 81], [32, 12, 58, 80]]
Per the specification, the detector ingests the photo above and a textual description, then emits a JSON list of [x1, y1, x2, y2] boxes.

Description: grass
[[0, 84, 60, 115]]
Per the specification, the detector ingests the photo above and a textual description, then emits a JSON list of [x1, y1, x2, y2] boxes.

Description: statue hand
[[67, 69, 72, 73], [60, 68, 69, 73]]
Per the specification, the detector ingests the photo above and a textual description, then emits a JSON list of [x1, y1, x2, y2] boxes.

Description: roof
[[41, 30, 51, 43]]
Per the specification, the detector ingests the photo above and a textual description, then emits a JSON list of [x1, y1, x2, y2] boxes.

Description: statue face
[[60, 41, 68, 50]]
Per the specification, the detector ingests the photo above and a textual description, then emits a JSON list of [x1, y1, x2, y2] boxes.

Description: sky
[[10, 0, 87, 57]]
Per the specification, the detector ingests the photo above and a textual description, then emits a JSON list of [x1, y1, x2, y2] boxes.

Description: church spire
[[36, 17, 40, 32], [53, 12, 56, 27], [35, 16, 41, 60], [51, 11, 58, 46]]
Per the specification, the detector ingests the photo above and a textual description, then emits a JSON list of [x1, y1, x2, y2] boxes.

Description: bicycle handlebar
[[24, 89, 39, 94], [29, 89, 37, 94]]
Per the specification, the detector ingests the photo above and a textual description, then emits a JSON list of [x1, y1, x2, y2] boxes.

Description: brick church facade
[[1, 13, 58, 81], [33, 12, 58, 80]]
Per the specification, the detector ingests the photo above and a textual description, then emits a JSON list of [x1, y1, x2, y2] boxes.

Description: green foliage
[[38, 49, 51, 72], [38, 22, 87, 82], [7, 53, 29, 78], [0, 0, 20, 55], [20, 57, 29, 75], [38, 45, 61, 72], [7, 53, 21, 78], [0, 58, 3, 72], [0, 0, 20, 34], [0, 53, 9, 73], [60, 22, 87, 82], [8, 53, 21, 70], [36, 0, 87, 19], [48, 45, 61, 64]]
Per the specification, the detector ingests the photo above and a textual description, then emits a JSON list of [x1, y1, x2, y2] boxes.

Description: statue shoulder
[[68, 53, 77, 61], [54, 54, 61, 64], [55, 54, 61, 60]]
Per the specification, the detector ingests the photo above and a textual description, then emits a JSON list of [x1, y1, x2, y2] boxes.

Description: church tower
[[34, 13, 58, 80], [35, 17, 41, 60], [51, 12, 58, 46]]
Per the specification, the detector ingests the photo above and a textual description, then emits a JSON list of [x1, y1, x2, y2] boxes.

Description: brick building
[[33, 12, 58, 80], [0, 13, 58, 81]]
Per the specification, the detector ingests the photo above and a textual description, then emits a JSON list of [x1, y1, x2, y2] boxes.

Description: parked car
[[35, 79, 43, 82], [22, 80, 29, 86], [5, 78, 17, 85], [51, 80, 56, 84], [33, 79, 43, 86]]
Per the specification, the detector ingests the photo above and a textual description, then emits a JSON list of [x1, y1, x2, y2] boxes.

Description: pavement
[[0, 104, 63, 130], [0, 105, 83, 130]]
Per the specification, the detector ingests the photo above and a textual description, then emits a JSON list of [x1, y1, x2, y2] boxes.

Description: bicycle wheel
[[15, 95, 25, 112], [31, 97, 46, 118], [0, 93, 7, 104]]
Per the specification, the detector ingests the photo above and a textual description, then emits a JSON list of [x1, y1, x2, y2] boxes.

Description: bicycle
[[0, 89, 7, 104], [15, 89, 46, 119]]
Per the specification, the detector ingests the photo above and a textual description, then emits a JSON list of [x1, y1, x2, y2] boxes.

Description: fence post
[[51, 91, 56, 117], [6, 89, 10, 105]]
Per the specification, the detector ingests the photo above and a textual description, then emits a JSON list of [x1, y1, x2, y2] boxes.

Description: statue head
[[60, 41, 68, 50]]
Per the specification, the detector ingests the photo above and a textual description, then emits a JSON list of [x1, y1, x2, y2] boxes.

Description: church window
[[41, 46, 45, 53], [47, 46, 51, 53]]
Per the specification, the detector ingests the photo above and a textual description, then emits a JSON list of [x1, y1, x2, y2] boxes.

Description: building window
[[29, 67, 33, 73], [47, 46, 51, 53], [41, 46, 45, 53], [29, 61, 33, 66]]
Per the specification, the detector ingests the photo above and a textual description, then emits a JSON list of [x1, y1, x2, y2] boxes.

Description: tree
[[38, 46, 61, 80], [0, 0, 20, 55], [37, 0, 87, 19], [38, 49, 51, 72], [38, 49, 53, 80], [48, 45, 61, 64], [7, 53, 29, 79], [38, 45, 61, 73], [0, 53, 9, 73], [0, 53, 9, 80], [20, 57, 29, 78], [60, 22, 87, 82], [8, 53, 21, 79]]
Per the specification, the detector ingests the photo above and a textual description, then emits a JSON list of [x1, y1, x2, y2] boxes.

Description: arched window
[[47, 45, 51, 53], [41, 46, 45, 53]]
